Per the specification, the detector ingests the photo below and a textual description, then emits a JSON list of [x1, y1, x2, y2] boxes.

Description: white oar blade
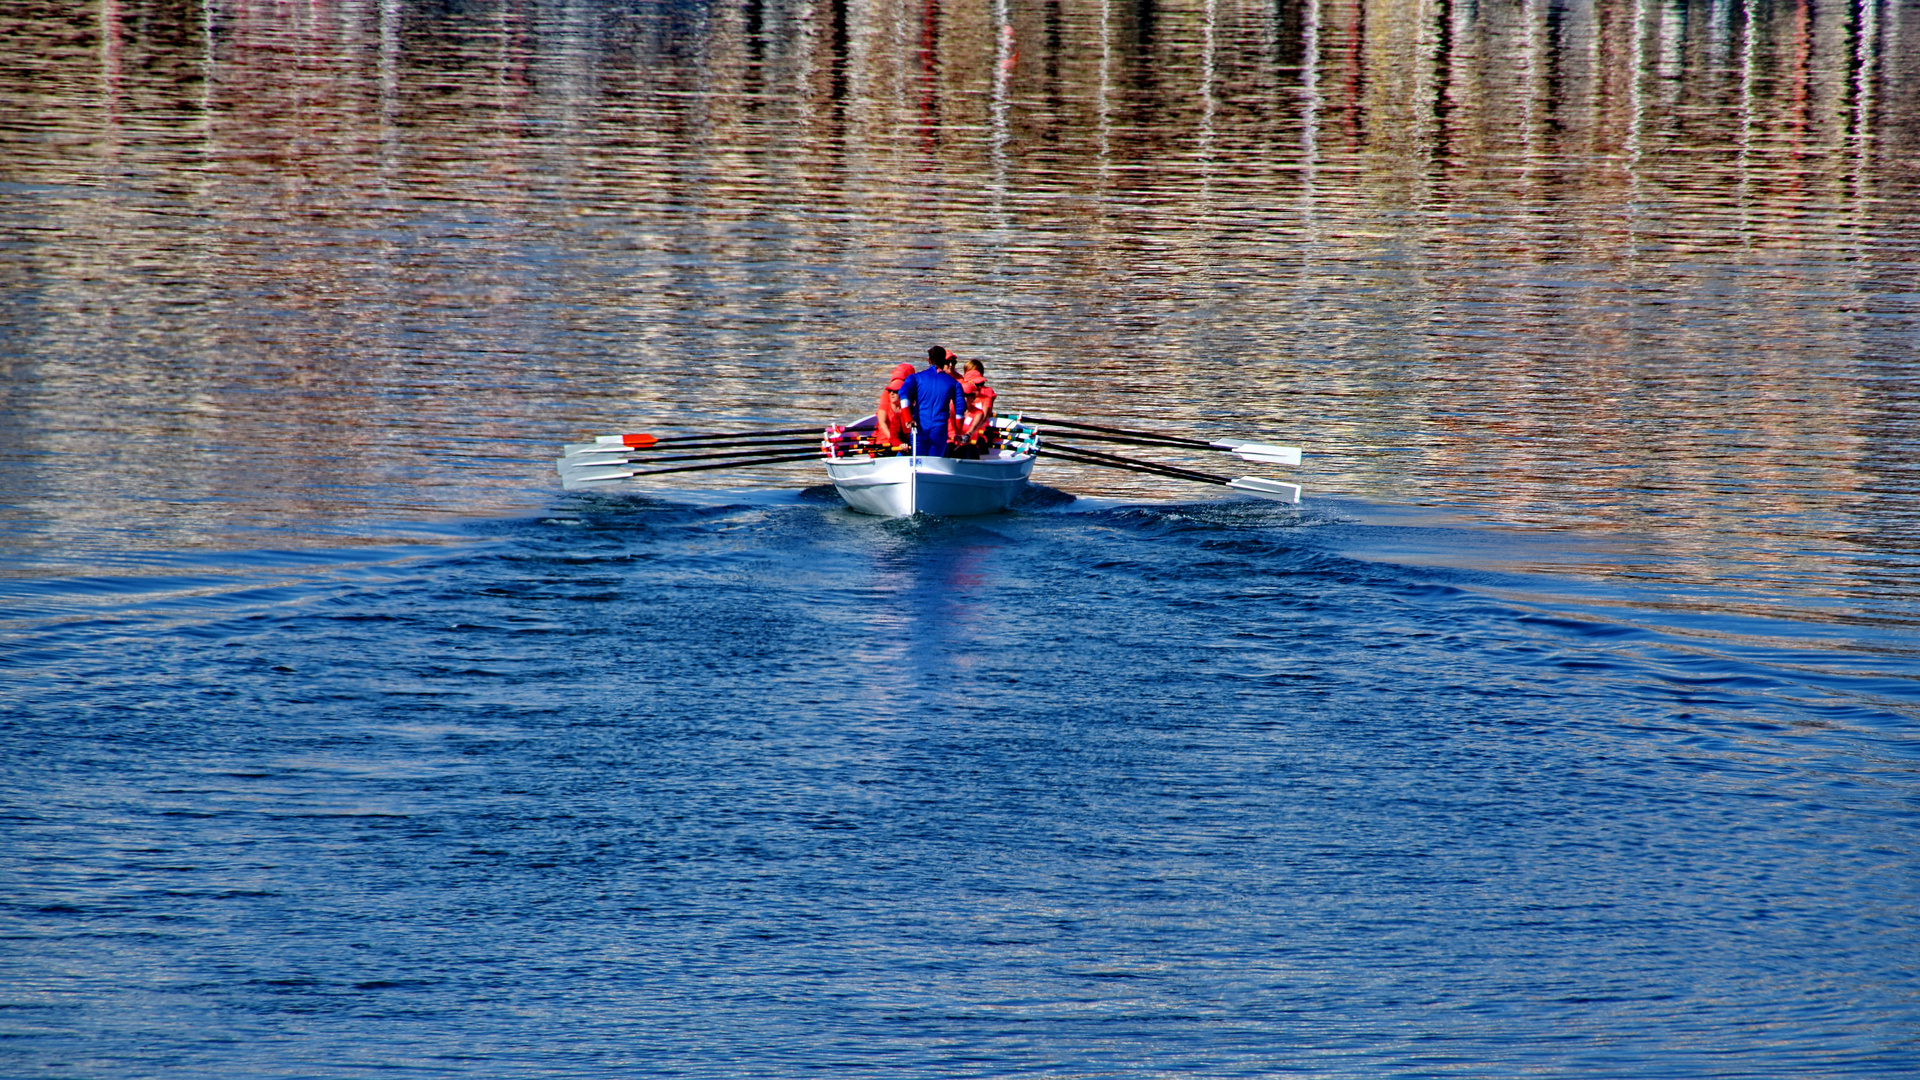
[[1227, 477, 1301, 504], [559, 463, 639, 483], [1228, 443, 1301, 467], [561, 452, 637, 469], [559, 453, 635, 471]]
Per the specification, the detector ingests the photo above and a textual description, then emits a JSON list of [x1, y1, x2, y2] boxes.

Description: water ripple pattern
[[5, 499, 1918, 1076]]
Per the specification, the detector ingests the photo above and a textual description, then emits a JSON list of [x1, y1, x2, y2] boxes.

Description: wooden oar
[[1040, 444, 1301, 504], [1017, 416, 1300, 467], [561, 450, 825, 485]]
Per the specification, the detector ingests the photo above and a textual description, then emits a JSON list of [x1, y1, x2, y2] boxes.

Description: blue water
[[5, 490, 1916, 1076]]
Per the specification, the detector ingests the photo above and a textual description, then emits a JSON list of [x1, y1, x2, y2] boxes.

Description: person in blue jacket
[[896, 346, 970, 457]]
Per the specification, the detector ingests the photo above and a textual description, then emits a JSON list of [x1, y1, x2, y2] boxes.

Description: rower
[[898, 346, 968, 458], [874, 362, 915, 449], [956, 358, 996, 453]]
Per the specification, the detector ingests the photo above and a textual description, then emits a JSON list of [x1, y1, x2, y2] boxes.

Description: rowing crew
[[874, 346, 999, 458]]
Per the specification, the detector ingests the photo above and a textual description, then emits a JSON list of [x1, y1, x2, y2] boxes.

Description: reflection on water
[[1, 0, 1917, 621]]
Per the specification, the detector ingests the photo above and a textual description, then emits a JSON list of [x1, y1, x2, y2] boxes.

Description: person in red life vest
[[898, 346, 968, 457], [955, 358, 996, 453], [873, 362, 916, 449]]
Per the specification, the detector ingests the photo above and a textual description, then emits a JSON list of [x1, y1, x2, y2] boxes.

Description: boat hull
[[824, 453, 1033, 516]]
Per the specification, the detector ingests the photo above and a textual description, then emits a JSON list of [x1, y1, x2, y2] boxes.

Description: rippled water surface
[[3, 1, 1918, 1076]]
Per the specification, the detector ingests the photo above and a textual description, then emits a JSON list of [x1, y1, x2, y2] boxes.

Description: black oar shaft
[[648, 427, 823, 445], [622, 451, 823, 477], [630, 435, 825, 452], [579, 443, 821, 466], [1028, 430, 1217, 452], [1041, 443, 1232, 486], [1018, 416, 1213, 450], [1040, 449, 1225, 487]]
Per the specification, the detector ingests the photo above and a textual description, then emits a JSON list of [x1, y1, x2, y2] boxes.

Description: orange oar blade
[[622, 433, 658, 448]]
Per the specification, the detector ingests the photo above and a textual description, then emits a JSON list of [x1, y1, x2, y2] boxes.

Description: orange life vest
[[958, 371, 996, 444], [874, 363, 916, 448]]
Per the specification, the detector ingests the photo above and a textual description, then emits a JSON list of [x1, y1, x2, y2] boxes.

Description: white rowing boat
[[821, 415, 1036, 517]]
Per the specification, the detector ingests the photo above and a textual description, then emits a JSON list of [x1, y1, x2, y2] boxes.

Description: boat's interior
[[825, 415, 1038, 460]]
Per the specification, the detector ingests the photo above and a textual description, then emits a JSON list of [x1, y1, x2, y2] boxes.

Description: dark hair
[[927, 346, 949, 364]]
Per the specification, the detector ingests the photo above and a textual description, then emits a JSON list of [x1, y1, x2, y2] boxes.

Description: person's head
[[927, 346, 956, 370], [965, 358, 985, 377], [887, 362, 915, 390]]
